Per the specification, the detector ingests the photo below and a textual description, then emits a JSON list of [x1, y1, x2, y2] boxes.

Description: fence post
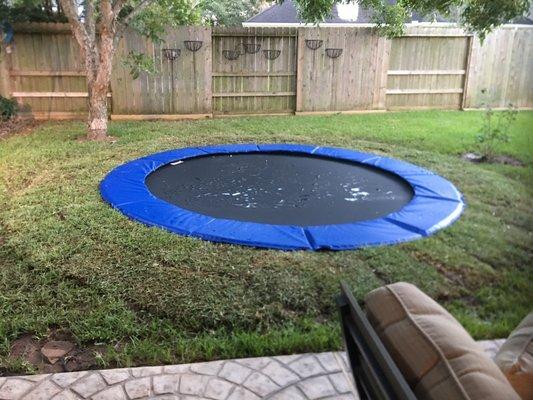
[[376, 36, 391, 110], [0, 46, 12, 97], [461, 35, 474, 110], [295, 28, 303, 113]]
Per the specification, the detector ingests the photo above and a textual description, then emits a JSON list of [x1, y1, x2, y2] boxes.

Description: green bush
[[475, 89, 518, 160], [0, 96, 18, 121]]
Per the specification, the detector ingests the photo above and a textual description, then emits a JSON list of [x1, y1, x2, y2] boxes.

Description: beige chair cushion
[[494, 312, 533, 400], [365, 282, 520, 400]]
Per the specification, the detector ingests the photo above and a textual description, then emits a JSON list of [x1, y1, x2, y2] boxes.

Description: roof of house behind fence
[[243, 0, 533, 27]]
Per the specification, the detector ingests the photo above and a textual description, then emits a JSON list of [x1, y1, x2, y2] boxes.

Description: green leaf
[[122, 51, 157, 80]]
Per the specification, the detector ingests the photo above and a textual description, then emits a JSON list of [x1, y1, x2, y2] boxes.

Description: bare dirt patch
[[5, 329, 106, 375], [461, 152, 524, 166], [490, 155, 525, 166]]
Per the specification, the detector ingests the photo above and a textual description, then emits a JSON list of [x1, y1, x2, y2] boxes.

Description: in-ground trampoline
[[100, 144, 464, 250]]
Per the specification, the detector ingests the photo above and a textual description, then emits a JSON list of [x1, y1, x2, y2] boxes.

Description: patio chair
[[338, 282, 416, 400], [338, 282, 531, 400]]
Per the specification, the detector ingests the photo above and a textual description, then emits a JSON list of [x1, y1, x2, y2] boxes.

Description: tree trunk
[[87, 84, 109, 140], [85, 0, 117, 140]]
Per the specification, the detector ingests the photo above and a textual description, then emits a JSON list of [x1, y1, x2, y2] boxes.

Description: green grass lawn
[[1, 110, 532, 373]]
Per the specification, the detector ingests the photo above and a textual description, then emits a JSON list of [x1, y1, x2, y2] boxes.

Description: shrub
[[0, 96, 18, 121], [475, 91, 517, 161]]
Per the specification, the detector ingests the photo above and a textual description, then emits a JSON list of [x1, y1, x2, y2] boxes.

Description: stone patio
[[0, 340, 504, 400]]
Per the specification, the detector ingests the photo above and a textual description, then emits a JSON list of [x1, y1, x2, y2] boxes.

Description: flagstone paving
[[0, 340, 504, 400]]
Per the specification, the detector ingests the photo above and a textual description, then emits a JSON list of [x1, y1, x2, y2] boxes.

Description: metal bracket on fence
[[263, 49, 281, 60], [222, 50, 240, 60], [184, 41, 203, 52], [326, 48, 343, 59], [305, 39, 323, 50], [162, 48, 181, 61], [244, 42, 261, 54]]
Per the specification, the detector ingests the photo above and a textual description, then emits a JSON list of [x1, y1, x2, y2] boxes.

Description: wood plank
[[400, 34, 470, 38], [110, 113, 212, 120], [215, 111, 293, 117], [12, 92, 111, 97], [213, 91, 295, 98], [295, 109, 386, 116], [387, 104, 462, 110], [212, 72, 295, 77], [387, 88, 463, 94], [463, 106, 533, 111], [29, 111, 87, 120], [12, 23, 71, 33], [388, 69, 465, 75], [10, 70, 86, 76], [212, 32, 296, 37]]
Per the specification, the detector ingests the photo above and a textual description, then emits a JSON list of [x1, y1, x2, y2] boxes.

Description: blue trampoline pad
[[100, 144, 464, 250]]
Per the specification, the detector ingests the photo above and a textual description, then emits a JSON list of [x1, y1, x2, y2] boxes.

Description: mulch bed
[[0, 117, 41, 140]]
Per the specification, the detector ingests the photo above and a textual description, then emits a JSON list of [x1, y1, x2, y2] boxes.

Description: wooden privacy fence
[[1, 23, 532, 119], [387, 29, 470, 110], [3, 24, 89, 119], [296, 27, 390, 112], [212, 27, 297, 115], [111, 26, 212, 118]]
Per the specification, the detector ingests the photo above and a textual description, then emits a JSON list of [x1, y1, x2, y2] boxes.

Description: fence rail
[[1, 23, 531, 119]]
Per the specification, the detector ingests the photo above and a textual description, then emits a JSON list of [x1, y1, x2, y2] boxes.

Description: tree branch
[[112, 0, 125, 16], [58, 0, 91, 62], [118, 0, 154, 30], [97, 0, 116, 35], [85, 0, 96, 43]]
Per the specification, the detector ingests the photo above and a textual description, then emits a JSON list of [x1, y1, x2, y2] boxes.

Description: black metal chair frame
[[338, 282, 417, 400]]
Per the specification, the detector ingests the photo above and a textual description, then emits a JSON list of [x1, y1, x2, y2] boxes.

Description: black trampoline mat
[[145, 152, 414, 226]]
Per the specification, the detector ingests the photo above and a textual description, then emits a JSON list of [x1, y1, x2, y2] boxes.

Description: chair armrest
[[338, 282, 417, 400]]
